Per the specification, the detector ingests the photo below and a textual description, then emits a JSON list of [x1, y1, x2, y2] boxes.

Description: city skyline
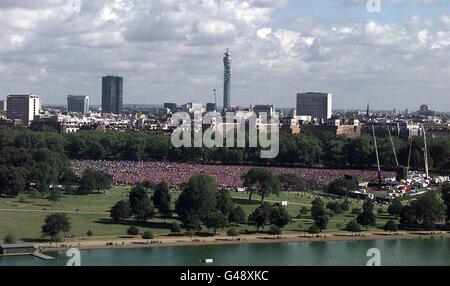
[[0, 0, 449, 111]]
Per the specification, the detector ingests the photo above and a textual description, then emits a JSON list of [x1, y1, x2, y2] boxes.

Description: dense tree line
[[1, 126, 449, 198], [2, 126, 450, 171], [0, 127, 69, 197]]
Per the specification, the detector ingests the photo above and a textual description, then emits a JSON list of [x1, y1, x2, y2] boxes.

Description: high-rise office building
[[102, 76, 123, 114], [67, 95, 89, 114], [296, 92, 332, 119], [223, 49, 231, 111], [7, 94, 41, 126]]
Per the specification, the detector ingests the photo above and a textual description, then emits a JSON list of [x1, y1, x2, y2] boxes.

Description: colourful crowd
[[71, 160, 396, 189]]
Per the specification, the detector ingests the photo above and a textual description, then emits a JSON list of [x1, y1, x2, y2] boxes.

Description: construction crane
[[423, 127, 429, 178], [372, 125, 382, 188], [406, 139, 413, 174], [386, 125, 399, 168]]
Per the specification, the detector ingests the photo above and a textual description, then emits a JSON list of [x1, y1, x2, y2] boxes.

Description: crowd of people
[[71, 160, 395, 189]]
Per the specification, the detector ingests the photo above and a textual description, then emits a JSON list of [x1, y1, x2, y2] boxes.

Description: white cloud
[[0, 0, 448, 111]]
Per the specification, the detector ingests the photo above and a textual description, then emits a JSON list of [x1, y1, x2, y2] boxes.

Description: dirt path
[[0, 208, 109, 215]]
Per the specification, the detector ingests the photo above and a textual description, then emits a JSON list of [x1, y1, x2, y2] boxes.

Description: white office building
[[0, 100, 7, 112]]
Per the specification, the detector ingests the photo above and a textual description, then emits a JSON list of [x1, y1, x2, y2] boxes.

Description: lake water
[[1, 239, 449, 266]]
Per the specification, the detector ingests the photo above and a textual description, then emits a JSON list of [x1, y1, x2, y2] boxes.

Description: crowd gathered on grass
[[70, 160, 394, 188], [0, 126, 449, 243]]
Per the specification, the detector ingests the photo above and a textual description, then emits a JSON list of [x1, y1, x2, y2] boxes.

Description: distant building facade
[[164, 103, 177, 113], [253, 105, 276, 117], [102, 76, 123, 114], [31, 115, 65, 133], [7, 94, 41, 126], [67, 95, 89, 114], [296, 92, 332, 119], [0, 100, 7, 112], [417, 104, 435, 117]]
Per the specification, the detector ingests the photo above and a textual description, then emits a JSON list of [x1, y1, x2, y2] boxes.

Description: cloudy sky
[[0, 0, 449, 111]]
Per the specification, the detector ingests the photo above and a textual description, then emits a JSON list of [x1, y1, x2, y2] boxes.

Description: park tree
[[356, 199, 377, 230], [227, 227, 239, 239], [383, 220, 399, 233], [356, 211, 376, 231], [41, 213, 71, 242], [170, 222, 182, 235], [175, 174, 217, 222], [152, 181, 171, 211], [307, 225, 320, 234], [325, 178, 358, 197], [182, 215, 203, 232], [343, 136, 374, 167], [326, 201, 343, 214], [345, 220, 362, 232], [441, 182, 450, 222], [298, 207, 309, 218], [27, 187, 40, 203], [127, 226, 139, 236], [47, 188, 62, 206], [216, 188, 234, 217], [78, 169, 112, 194], [133, 199, 156, 222], [314, 215, 329, 231], [59, 169, 79, 186], [411, 190, 445, 230], [269, 225, 282, 238], [142, 231, 154, 243], [388, 198, 403, 218], [248, 202, 273, 231], [341, 200, 350, 212], [294, 134, 324, 166], [129, 184, 155, 221], [110, 200, 132, 222], [363, 198, 375, 213], [428, 140, 450, 171], [229, 206, 246, 225], [311, 198, 326, 219], [205, 212, 229, 235], [399, 205, 419, 230], [269, 205, 291, 228], [241, 168, 281, 203], [129, 184, 149, 209], [310, 197, 329, 231], [3, 234, 16, 244], [0, 165, 25, 197], [142, 180, 155, 189]]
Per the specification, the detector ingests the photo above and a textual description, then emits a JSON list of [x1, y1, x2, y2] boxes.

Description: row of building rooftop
[[0, 90, 448, 141]]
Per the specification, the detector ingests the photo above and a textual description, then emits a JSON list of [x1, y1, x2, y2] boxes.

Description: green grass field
[[0, 188, 396, 242]]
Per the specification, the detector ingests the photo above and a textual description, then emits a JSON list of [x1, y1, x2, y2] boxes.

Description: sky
[[0, 0, 449, 111]]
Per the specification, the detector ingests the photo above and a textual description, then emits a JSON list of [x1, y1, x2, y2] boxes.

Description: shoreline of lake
[[38, 231, 450, 253]]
